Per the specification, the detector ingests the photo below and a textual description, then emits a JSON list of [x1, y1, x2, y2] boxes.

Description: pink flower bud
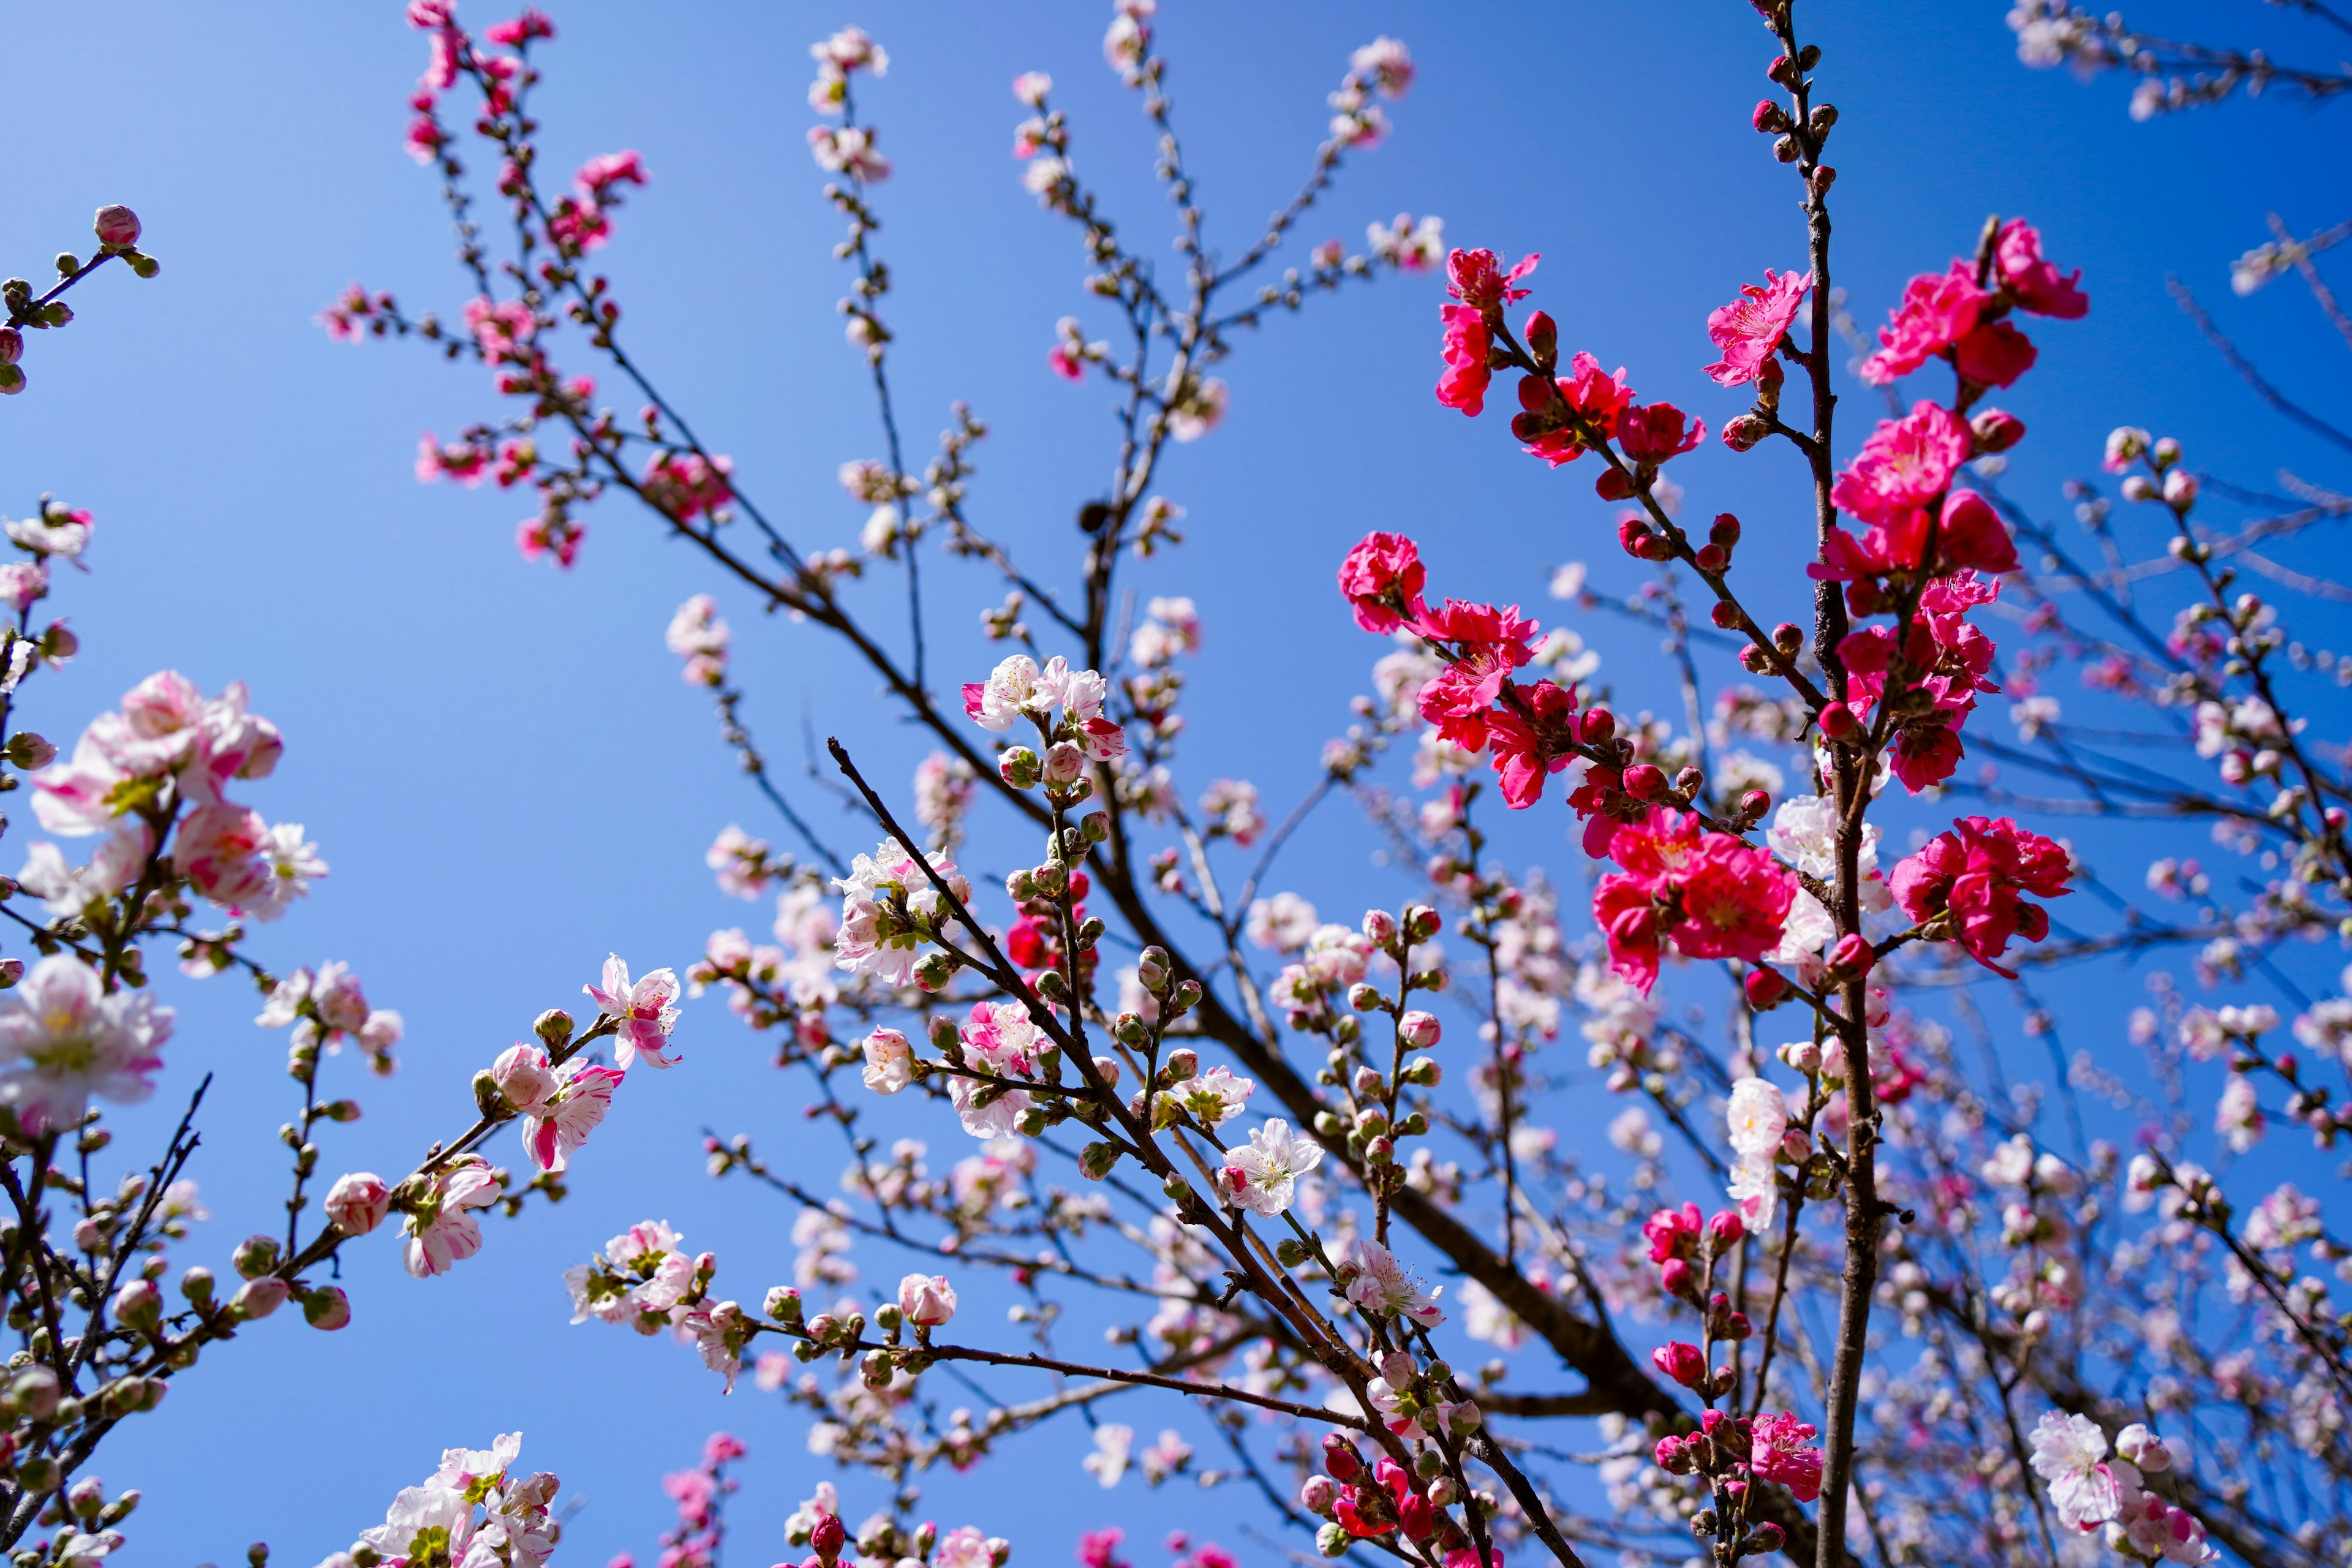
[[1041, 741, 1085, 787], [490, 1042, 556, 1112], [1362, 908, 1398, 946], [1659, 1256, 1695, 1300], [1818, 701, 1858, 740], [813, 1512, 848, 1563], [1828, 932, 1874, 978], [1971, 408, 2026, 454], [0, 328, 20, 367], [1321, 1431, 1365, 1482], [112, 1278, 162, 1332], [303, 1286, 352, 1330], [93, 206, 141, 249], [1651, 1340, 1707, 1390], [1301, 1474, 1337, 1514], [1623, 763, 1668, 801], [323, 1172, 391, 1237], [896, 1271, 958, 1327], [1398, 1010, 1441, 1049], [1708, 1209, 1745, 1249], [1654, 1433, 1693, 1473], [231, 1277, 291, 1319], [1721, 413, 1770, 451]]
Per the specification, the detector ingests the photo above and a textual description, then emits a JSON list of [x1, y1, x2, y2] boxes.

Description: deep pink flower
[[484, 9, 556, 46], [1437, 305, 1493, 415], [1888, 725, 1966, 793], [1337, 532, 1428, 635], [1668, 834, 1795, 963], [1513, 355, 1634, 466], [1995, 220, 2088, 319], [1812, 487, 2017, 584], [1643, 1201, 1703, 1264], [642, 451, 734, 522], [1831, 402, 1972, 525], [1953, 320, 2037, 388], [1651, 1341, 1707, 1390], [1891, 815, 2071, 976], [1077, 1530, 1129, 1568], [1444, 247, 1539, 313], [1484, 679, 1576, 808], [1594, 873, 1664, 992], [576, 149, 647, 198], [1616, 401, 1706, 464], [1839, 573, 2003, 720], [1751, 1412, 1823, 1502], [1047, 343, 1084, 381], [1858, 263, 1986, 386], [1703, 268, 1810, 386]]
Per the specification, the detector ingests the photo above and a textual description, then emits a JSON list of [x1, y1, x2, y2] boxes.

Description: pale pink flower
[[1215, 1119, 1322, 1216], [0, 955, 170, 1133], [494, 1042, 624, 1174], [897, 1272, 957, 1327], [1013, 71, 1053, 106], [1344, 1238, 1444, 1327], [173, 802, 277, 911], [2029, 1411, 2137, 1531], [401, 1156, 503, 1277], [584, 954, 681, 1069], [861, 1027, 915, 1095]]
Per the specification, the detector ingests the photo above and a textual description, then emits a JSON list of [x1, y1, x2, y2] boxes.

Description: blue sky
[[12, 2, 2352, 1563]]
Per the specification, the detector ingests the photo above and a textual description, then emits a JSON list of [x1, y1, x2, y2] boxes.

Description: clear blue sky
[[11, 2, 2351, 1563]]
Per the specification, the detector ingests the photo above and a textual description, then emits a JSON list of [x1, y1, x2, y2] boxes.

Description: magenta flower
[[1336, 530, 1428, 634], [1954, 320, 2037, 388], [1702, 267, 1809, 386], [1651, 1340, 1707, 1390], [1858, 263, 1986, 386], [1829, 401, 1972, 526], [1751, 1411, 1823, 1502], [1891, 815, 2071, 976], [1995, 219, 2089, 318], [585, 954, 682, 1069], [1616, 401, 1706, 463]]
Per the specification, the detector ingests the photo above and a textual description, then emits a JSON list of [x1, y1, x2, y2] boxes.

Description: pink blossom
[[401, 1156, 503, 1277], [585, 954, 682, 1069], [1830, 402, 1973, 526], [1483, 679, 1575, 807], [1891, 816, 2071, 977], [1446, 248, 1538, 314], [1013, 71, 1053, 106], [575, 151, 645, 198], [641, 451, 734, 522], [483, 9, 556, 47], [1651, 1341, 1706, 1389], [1858, 263, 1986, 385], [174, 802, 278, 910], [0, 956, 170, 1133], [1512, 354, 1632, 466], [1703, 268, 1809, 385], [1436, 304, 1493, 415], [494, 1042, 625, 1173], [1751, 1411, 1822, 1501], [1954, 320, 2037, 388], [1667, 834, 1796, 963], [1615, 401, 1706, 464], [1996, 220, 2089, 318], [1337, 532, 1428, 635], [897, 1272, 957, 1327]]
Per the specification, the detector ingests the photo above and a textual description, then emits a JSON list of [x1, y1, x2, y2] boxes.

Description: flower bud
[[533, 1008, 574, 1046], [1041, 741, 1085, 787], [1301, 1475, 1338, 1515], [2, 733, 55, 769], [231, 1234, 282, 1280], [231, 1278, 291, 1320], [1971, 408, 2025, 454], [1828, 932, 1874, 979], [5, 1364, 59, 1419], [1398, 1010, 1441, 1049], [1623, 763, 1668, 801], [1321, 1432, 1365, 1482], [0, 328, 21, 366], [324, 1172, 391, 1237], [1164, 1047, 1199, 1082], [1721, 413, 1770, 452], [897, 1272, 958, 1328], [998, 747, 1042, 789], [179, 1265, 215, 1308], [93, 206, 141, 249], [1523, 310, 1556, 368], [303, 1286, 352, 1330], [766, 1285, 804, 1322], [813, 1512, 848, 1563], [2163, 468, 2198, 508], [1136, 946, 1170, 992], [1817, 701, 1858, 740], [112, 1277, 162, 1332], [1651, 1340, 1708, 1390], [1079, 1140, 1123, 1180], [1315, 1523, 1352, 1558]]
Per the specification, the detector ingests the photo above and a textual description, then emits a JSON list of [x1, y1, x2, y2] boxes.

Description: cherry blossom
[[1344, 1238, 1444, 1327], [1703, 268, 1810, 385], [0, 956, 170, 1133], [400, 1155, 503, 1277], [1215, 1118, 1323, 1216]]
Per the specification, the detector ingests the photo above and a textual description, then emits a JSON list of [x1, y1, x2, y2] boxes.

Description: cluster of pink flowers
[[1890, 815, 2073, 977], [342, 1432, 560, 1568], [2029, 1413, 2215, 1562], [1594, 808, 1795, 994], [1857, 219, 2086, 386], [30, 669, 317, 924]]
